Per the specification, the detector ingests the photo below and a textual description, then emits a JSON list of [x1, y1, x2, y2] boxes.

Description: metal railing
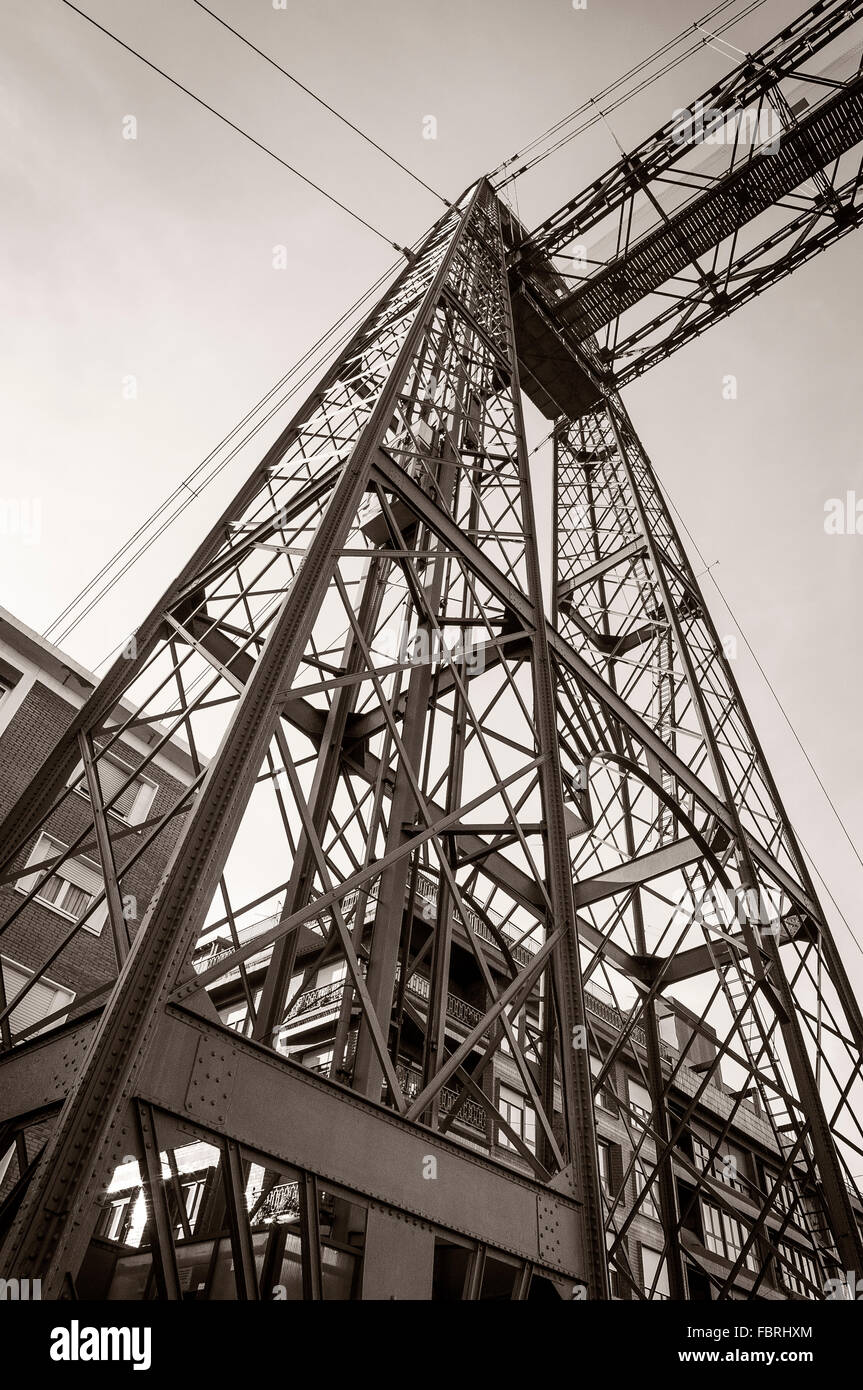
[[193, 870, 542, 983], [396, 1062, 488, 1135], [284, 979, 345, 1019], [397, 966, 486, 1030], [251, 1181, 300, 1224]]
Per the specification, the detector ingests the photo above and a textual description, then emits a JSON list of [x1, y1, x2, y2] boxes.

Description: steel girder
[[510, 0, 863, 386], [550, 390, 863, 1298], [0, 179, 618, 1298]]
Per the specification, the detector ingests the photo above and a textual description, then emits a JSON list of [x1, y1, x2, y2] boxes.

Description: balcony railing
[[283, 970, 489, 1035], [284, 979, 345, 1020], [411, 871, 541, 966], [397, 967, 487, 1031], [584, 987, 676, 1063], [193, 870, 542, 985], [251, 1181, 300, 1225], [396, 1063, 488, 1135]]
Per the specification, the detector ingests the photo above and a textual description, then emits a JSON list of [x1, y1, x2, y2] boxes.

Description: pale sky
[[2, 0, 862, 980]]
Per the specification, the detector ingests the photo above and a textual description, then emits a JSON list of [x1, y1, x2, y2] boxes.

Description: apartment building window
[[634, 1157, 660, 1220], [1, 955, 75, 1040], [498, 1084, 536, 1153], [16, 833, 107, 933], [640, 1245, 670, 1300], [70, 748, 157, 825], [591, 1053, 617, 1113], [317, 960, 347, 991], [763, 1168, 800, 1221], [777, 1241, 820, 1298], [701, 1199, 758, 1272], [0, 666, 22, 735], [627, 1078, 652, 1125], [176, 1178, 206, 1237], [99, 1192, 139, 1244], [221, 990, 262, 1038], [693, 1132, 746, 1191], [223, 1003, 250, 1036], [303, 1047, 334, 1077], [598, 1139, 613, 1198]]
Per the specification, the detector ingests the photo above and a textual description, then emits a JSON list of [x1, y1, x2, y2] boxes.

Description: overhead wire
[[491, 0, 770, 188], [53, 0, 771, 641], [58, 0, 855, 902], [58, 0, 414, 255], [47, 251, 406, 644], [494, 0, 765, 173], [49, 0, 461, 642], [192, 0, 450, 206], [646, 458, 863, 958]]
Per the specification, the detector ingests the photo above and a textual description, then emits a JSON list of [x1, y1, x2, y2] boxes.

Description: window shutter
[[607, 1141, 625, 1199], [16, 834, 107, 934], [628, 1079, 652, 1119], [96, 757, 139, 817], [1, 960, 74, 1037], [15, 832, 58, 896], [70, 751, 148, 820], [57, 853, 102, 895]]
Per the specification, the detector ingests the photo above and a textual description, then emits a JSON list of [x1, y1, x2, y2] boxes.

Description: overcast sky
[[2, 0, 862, 976]]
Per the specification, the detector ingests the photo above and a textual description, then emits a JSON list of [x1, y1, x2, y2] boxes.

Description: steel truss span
[[1, 0, 863, 1304], [512, 0, 863, 388]]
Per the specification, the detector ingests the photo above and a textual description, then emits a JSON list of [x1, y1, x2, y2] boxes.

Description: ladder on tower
[[606, 448, 677, 845]]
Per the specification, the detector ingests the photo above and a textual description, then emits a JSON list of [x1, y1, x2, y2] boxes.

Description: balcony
[[396, 1063, 488, 1136], [284, 979, 345, 1022], [282, 970, 489, 1037], [252, 1181, 300, 1225], [192, 871, 542, 994], [411, 872, 541, 967], [397, 967, 487, 1032], [584, 984, 676, 1063]]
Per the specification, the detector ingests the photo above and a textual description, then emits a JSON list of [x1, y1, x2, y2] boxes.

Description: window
[[220, 990, 262, 1038], [99, 1194, 136, 1242], [591, 1053, 617, 1113], [317, 961, 347, 989], [640, 1245, 670, 1300], [701, 1199, 758, 1272], [1, 956, 75, 1041], [597, 1139, 613, 1197], [0, 667, 21, 730], [303, 1047, 334, 1077], [222, 1003, 251, 1036], [777, 1241, 820, 1298], [693, 1132, 746, 1191], [627, 1078, 652, 1124], [176, 1179, 206, 1237], [70, 749, 157, 826], [764, 1169, 800, 1221], [16, 833, 107, 933], [634, 1156, 659, 1220], [498, 1085, 536, 1153]]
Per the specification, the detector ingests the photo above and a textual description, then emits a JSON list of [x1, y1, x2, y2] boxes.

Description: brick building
[[0, 605, 197, 1088]]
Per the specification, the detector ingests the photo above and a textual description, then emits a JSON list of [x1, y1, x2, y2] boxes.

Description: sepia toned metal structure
[[1, 0, 863, 1302]]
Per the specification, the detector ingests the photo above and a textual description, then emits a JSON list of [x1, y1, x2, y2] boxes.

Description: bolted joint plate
[[537, 1192, 584, 1274], [184, 1034, 238, 1127]]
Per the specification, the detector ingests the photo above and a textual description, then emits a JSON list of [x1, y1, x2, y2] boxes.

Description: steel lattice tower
[[2, 0, 863, 1302]]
